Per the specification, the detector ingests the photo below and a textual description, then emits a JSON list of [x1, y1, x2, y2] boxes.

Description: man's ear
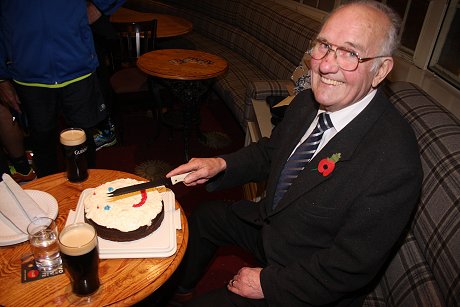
[[372, 57, 394, 88]]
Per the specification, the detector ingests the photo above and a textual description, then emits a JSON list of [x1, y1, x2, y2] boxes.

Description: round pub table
[[137, 49, 229, 161], [0, 169, 188, 306], [110, 7, 193, 38]]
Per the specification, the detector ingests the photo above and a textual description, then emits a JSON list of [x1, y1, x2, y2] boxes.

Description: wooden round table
[[110, 7, 193, 38], [137, 49, 228, 161], [0, 169, 188, 306], [137, 49, 228, 80]]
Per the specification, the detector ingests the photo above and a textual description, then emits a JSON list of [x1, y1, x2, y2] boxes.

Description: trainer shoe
[[9, 165, 37, 184], [93, 128, 117, 151]]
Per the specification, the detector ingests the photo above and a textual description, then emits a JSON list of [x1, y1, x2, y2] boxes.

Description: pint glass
[[58, 223, 100, 296], [60, 128, 88, 182]]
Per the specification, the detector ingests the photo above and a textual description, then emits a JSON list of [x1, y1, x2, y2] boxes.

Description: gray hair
[[323, 0, 402, 71]]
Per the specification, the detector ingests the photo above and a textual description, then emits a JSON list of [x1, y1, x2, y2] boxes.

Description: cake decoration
[[133, 190, 147, 207], [83, 178, 165, 242]]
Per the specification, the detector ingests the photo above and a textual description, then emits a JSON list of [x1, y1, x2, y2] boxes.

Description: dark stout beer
[[59, 223, 100, 296], [60, 128, 88, 182]]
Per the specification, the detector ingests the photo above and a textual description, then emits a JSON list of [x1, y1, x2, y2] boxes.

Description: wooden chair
[[109, 20, 161, 143]]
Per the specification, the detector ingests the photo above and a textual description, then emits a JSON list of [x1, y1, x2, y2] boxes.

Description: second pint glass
[[58, 223, 100, 296], [60, 128, 88, 182]]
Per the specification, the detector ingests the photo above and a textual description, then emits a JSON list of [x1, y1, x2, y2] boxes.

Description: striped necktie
[[273, 112, 333, 208]]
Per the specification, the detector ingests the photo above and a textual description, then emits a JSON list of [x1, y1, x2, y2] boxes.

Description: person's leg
[[185, 287, 267, 307], [31, 129, 59, 176], [91, 24, 118, 151], [178, 200, 265, 291], [13, 84, 59, 177], [174, 200, 268, 307], [0, 105, 35, 180], [0, 103, 25, 159], [60, 74, 107, 168]]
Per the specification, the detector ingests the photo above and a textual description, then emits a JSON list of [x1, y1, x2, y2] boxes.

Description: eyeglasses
[[307, 39, 389, 71]]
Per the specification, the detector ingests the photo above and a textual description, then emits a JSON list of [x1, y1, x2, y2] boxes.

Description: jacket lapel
[[268, 88, 390, 214], [264, 95, 317, 210]]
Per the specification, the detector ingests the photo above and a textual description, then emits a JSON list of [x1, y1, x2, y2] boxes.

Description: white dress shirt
[[290, 89, 377, 160]]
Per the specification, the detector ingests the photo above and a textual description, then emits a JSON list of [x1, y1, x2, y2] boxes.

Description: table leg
[[163, 79, 211, 161]]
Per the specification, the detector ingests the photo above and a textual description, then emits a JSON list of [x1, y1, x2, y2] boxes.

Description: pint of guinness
[[60, 128, 88, 182], [59, 223, 100, 296]]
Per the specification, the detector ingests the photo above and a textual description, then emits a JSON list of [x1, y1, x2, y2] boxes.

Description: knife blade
[[107, 178, 169, 197], [107, 172, 192, 197]]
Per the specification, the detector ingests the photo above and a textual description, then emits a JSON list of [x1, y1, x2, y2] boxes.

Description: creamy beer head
[[60, 128, 86, 147], [59, 223, 97, 256]]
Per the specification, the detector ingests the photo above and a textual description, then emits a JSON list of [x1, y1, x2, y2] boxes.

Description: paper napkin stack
[[0, 174, 46, 233]]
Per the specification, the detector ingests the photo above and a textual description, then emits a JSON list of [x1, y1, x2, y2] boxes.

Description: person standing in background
[[88, 1, 119, 151], [0, 0, 124, 177]]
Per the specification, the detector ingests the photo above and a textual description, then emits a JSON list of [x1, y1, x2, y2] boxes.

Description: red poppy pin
[[316, 153, 341, 177]]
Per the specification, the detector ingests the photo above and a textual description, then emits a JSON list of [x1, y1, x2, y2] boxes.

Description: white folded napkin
[[0, 174, 47, 233], [65, 209, 84, 227]]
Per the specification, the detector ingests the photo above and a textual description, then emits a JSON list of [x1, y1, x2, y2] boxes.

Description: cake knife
[[107, 172, 192, 197]]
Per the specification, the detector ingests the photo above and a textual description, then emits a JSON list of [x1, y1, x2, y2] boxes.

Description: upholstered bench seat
[[362, 81, 460, 306]]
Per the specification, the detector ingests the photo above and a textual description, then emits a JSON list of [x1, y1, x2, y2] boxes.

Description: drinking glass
[[58, 223, 100, 296], [60, 128, 88, 182], [27, 217, 62, 271]]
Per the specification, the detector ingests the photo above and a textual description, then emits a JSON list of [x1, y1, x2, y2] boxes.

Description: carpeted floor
[[95, 91, 256, 305]]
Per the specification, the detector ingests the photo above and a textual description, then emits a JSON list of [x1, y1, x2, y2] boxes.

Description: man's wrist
[[213, 157, 227, 172]]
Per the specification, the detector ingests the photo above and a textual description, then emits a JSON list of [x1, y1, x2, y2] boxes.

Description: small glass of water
[[27, 217, 62, 271]]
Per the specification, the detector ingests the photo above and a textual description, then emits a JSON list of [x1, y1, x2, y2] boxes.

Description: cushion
[[364, 233, 446, 306], [235, 0, 320, 65], [382, 81, 460, 305]]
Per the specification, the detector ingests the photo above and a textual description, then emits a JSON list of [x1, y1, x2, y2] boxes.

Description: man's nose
[[319, 50, 340, 72]]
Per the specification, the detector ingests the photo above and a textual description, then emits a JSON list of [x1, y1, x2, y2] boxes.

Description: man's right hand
[[166, 157, 227, 186], [0, 80, 21, 113]]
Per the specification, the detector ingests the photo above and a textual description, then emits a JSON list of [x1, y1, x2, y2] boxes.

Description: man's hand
[[0, 80, 21, 113], [228, 267, 264, 299], [166, 157, 227, 186], [87, 1, 102, 24]]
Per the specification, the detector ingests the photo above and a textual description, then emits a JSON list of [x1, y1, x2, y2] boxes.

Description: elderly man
[[167, 1, 423, 306]]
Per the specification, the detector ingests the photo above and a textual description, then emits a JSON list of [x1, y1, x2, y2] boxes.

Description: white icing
[[84, 178, 163, 232]]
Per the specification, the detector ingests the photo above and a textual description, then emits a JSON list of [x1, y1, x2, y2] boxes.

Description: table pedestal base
[[163, 78, 213, 161], [137, 49, 229, 160]]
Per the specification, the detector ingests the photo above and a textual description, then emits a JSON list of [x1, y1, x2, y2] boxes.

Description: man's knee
[[188, 201, 231, 239], [189, 200, 231, 229]]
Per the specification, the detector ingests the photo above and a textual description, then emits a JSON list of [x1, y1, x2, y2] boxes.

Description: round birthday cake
[[83, 178, 165, 242]]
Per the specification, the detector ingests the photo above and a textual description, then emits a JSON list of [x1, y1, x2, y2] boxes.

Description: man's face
[[310, 5, 391, 112]]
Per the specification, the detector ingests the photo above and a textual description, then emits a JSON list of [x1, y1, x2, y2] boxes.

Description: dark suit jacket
[[208, 88, 423, 306]]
